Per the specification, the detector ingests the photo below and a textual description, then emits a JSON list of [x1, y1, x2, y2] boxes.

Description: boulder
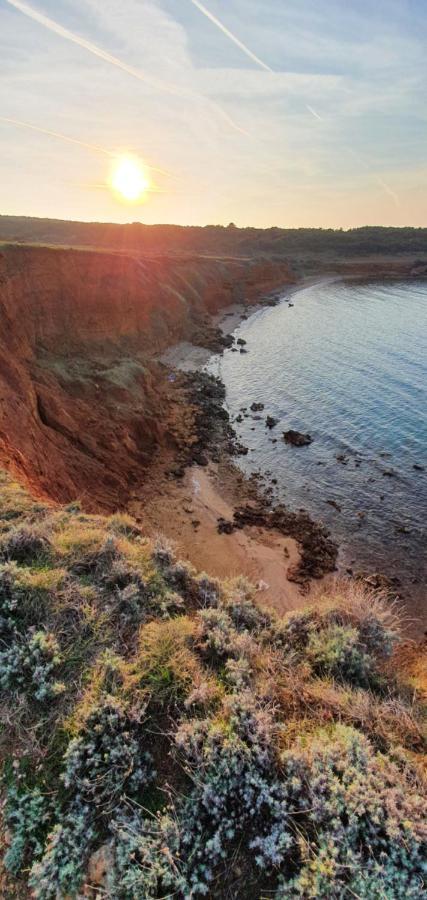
[[265, 415, 278, 428], [283, 429, 313, 447]]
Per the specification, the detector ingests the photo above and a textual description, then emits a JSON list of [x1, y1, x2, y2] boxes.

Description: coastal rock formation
[[0, 244, 294, 508], [283, 429, 313, 447]]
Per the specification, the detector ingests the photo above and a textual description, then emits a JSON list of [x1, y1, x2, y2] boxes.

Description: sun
[[110, 156, 150, 202]]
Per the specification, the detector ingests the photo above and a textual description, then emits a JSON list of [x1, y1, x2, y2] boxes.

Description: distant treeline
[[1, 215, 426, 258]]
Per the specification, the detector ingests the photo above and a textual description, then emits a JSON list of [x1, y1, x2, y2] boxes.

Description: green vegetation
[[1, 215, 427, 259], [0, 471, 425, 898]]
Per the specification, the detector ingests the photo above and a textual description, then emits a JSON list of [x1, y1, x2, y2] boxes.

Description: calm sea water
[[207, 279, 427, 615]]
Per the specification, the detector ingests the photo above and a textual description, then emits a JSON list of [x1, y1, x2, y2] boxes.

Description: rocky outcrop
[[283, 429, 313, 447], [0, 245, 294, 508]]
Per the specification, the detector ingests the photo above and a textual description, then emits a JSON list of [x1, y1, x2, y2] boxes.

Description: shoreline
[[151, 274, 425, 631], [143, 277, 341, 617]]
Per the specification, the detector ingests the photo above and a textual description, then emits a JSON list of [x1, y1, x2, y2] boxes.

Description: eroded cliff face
[[0, 245, 294, 508]]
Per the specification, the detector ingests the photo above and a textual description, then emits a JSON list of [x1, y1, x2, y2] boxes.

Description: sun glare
[[111, 156, 150, 202]]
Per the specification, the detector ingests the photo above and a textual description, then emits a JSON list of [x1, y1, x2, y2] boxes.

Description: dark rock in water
[[288, 302, 294, 307], [230, 347, 238, 352], [250, 402, 265, 412], [382, 469, 395, 477], [239, 348, 248, 354], [283, 429, 313, 447], [236, 337, 247, 346], [326, 499, 341, 512], [235, 414, 243, 423], [266, 415, 279, 428], [336, 453, 348, 464], [413, 463, 425, 472]]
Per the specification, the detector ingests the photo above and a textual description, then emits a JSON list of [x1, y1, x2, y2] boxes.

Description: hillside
[[0, 470, 425, 898], [1, 216, 427, 261], [0, 243, 293, 508]]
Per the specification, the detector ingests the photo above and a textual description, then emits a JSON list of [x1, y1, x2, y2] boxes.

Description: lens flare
[[111, 156, 150, 202]]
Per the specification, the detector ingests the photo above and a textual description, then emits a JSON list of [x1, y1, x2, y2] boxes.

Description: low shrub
[[62, 702, 155, 809], [0, 526, 52, 565], [273, 591, 399, 689], [0, 629, 64, 701], [3, 784, 51, 876], [277, 726, 427, 898]]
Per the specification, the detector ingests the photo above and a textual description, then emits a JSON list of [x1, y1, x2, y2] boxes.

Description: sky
[[0, 0, 426, 228]]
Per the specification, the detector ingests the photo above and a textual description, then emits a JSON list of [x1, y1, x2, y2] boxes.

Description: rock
[[288, 302, 294, 307], [235, 414, 243, 423], [265, 415, 278, 428], [283, 429, 313, 447], [413, 463, 425, 471], [326, 499, 341, 512], [382, 469, 395, 477], [88, 845, 114, 886], [217, 517, 234, 534], [336, 453, 348, 464], [239, 348, 248, 354], [236, 338, 247, 346], [230, 347, 238, 352], [250, 402, 265, 411], [169, 466, 185, 479]]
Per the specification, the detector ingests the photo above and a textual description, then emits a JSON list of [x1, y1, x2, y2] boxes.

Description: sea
[[207, 278, 427, 624]]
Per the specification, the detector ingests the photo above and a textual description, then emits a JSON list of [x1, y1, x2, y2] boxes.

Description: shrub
[[273, 593, 399, 689], [109, 809, 186, 899], [29, 803, 96, 900], [276, 726, 427, 898], [0, 526, 51, 565], [306, 623, 376, 686], [62, 702, 155, 809], [174, 694, 293, 893], [3, 784, 51, 876], [0, 629, 64, 701]]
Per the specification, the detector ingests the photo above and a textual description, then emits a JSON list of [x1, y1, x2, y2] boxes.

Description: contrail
[[5, 0, 247, 135], [0, 115, 112, 156], [0, 116, 172, 176], [190, 0, 273, 72], [189, 0, 322, 121], [305, 104, 323, 121]]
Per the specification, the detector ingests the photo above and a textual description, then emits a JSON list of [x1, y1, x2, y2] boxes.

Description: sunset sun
[[110, 156, 150, 202]]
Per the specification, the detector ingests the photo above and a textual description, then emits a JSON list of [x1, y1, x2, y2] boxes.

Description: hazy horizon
[[1, 0, 426, 229]]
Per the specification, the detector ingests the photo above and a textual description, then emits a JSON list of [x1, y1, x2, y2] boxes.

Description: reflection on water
[[207, 278, 427, 613]]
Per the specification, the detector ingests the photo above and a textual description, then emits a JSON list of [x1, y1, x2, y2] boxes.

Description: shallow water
[[207, 278, 427, 618]]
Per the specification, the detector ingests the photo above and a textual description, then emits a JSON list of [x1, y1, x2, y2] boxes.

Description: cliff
[[0, 244, 294, 508]]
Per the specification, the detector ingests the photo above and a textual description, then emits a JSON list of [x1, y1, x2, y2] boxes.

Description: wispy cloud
[[5, 0, 247, 134], [189, 0, 322, 121]]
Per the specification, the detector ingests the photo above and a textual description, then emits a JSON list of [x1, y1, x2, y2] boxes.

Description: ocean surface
[[207, 279, 427, 619]]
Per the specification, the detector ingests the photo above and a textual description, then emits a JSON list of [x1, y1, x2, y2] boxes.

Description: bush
[[0, 526, 51, 565], [4, 784, 51, 876], [29, 804, 96, 900], [273, 595, 399, 689], [62, 703, 155, 808], [276, 726, 427, 898], [109, 809, 186, 899], [0, 629, 64, 701], [306, 623, 376, 686], [174, 694, 293, 893]]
